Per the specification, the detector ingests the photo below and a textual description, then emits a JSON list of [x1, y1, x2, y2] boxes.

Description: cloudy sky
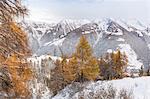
[[24, 0, 150, 23]]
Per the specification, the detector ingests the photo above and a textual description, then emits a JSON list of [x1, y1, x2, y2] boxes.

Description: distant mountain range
[[21, 18, 150, 70]]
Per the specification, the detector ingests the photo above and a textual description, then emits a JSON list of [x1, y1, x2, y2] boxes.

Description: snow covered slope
[[53, 77, 150, 99], [22, 19, 150, 70]]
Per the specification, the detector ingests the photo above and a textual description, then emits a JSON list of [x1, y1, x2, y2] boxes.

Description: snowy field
[[106, 77, 150, 99], [53, 77, 150, 99]]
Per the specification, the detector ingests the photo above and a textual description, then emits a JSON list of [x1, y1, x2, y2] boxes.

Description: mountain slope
[[22, 19, 150, 70], [53, 77, 150, 99]]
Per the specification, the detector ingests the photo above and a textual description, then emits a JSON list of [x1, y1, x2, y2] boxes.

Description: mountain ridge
[[22, 18, 150, 70]]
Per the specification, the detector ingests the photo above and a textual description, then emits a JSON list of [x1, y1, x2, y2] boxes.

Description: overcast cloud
[[25, 0, 150, 23]]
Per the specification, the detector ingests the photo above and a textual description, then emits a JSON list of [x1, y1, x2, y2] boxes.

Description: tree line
[[49, 36, 128, 95]]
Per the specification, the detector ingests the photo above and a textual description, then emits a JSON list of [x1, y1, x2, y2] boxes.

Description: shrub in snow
[[146, 69, 150, 76], [118, 88, 134, 99], [92, 84, 117, 99], [72, 84, 133, 99], [139, 66, 144, 77]]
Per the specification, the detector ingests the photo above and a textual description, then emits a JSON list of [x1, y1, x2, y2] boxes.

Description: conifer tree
[[4, 54, 32, 98], [99, 56, 111, 80], [75, 36, 92, 62], [99, 50, 128, 80], [0, 0, 32, 98], [74, 35, 99, 81], [0, 0, 29, 58], [63, 57, 78, 83], [49, 59, 64, 95], [115, 50, 128, 78], [82, 57, 99, 80]]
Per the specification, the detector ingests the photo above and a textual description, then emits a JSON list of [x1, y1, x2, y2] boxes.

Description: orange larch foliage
[[61, 35, 100, 82], [0, 0, 32, 98], [63, 57, 78, 83], [75, 36, 99, 81], [99, 50, 128, 80], [4, 54, 32, 98]]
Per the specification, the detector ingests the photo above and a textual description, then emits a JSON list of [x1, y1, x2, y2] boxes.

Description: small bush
[[118, 88, 134, 99], [94, 84, 116, 99], [76, 84, 133, 99]]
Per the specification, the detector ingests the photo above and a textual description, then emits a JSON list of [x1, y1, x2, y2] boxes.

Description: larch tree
[[59, 36, 99, 83], [74, 35, 99, 81], [0, 0, 32, 98], [49, 58, 65, 96], [4, 54, 32, 98], [63, 57, 78, 83], [52, 35, 100, 87], [99, 57, 110, 80], [50, 56, 78, 95], [99, 50, 128, 80], [114, 50, 128, 78], [0, 0, 29, 59]]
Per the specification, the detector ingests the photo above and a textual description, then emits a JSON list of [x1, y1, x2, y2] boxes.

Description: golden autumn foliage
[[61, 36, 99, 83], [112, 50, 128, 76], [74, 35, 99, 81], [50, 36, 128, 96], [50, 36, 99, 95], [0, 22, 30, 59], [82, 57, 99, 80], [3, 54, 32, 98], [0, 0, 29, 58], [0, 0, 27, 23], [99, 50, 128, 80], [0, 0, 32, 98], [75, 35, 92, 62], [63, 57, 78, 83], [0, 0, 29, 59]]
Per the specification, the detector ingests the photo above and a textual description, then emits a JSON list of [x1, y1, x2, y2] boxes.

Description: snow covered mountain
[[22, 19, 150, 70]]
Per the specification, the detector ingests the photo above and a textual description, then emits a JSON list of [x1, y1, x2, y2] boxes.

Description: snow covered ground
[[116, 38, 125, 42], [27, 55, 149, 99], [118, 44, 143, 70], [53, 77, 150, 99]]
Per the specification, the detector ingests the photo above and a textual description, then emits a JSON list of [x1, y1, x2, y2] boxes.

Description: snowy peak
[[23, 19, 150, 40], [23, 19, 150, 69], [54, 19, 90, 35]]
